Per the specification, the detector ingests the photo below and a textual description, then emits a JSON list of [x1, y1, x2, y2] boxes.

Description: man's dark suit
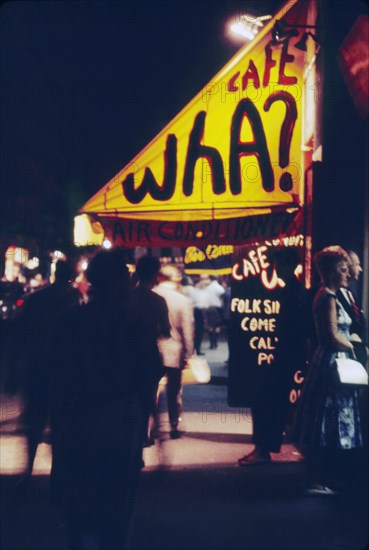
[[337, 288, 367, 368]]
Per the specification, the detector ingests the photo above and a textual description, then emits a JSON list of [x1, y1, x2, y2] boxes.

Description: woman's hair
[[313, 246, 349, 285]]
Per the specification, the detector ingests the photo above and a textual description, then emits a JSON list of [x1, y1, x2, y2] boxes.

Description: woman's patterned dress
[[294, 287, 362, 449]]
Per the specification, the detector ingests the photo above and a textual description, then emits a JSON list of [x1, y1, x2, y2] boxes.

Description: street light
[[270, 19, 320, 50], [103, 239, 112, 249], [294, 31, 320, 52], [229, 14, 272, 41]]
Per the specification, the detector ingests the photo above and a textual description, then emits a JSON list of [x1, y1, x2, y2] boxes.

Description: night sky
[[1, 0, 285, 250]]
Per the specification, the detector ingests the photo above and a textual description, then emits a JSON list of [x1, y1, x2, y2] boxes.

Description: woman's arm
[[322, 296, 354, 351]]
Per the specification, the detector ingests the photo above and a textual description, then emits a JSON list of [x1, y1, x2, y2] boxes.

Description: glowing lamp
[[230, 22, 255, 40], [103, 239, 112, 249], [229, 14, 272, 41]]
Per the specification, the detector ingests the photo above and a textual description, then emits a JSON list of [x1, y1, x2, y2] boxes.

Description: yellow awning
[[76, 0, 307, 248]]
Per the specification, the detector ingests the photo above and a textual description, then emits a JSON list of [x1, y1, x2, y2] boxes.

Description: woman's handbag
[[182, 355, 211, 384], [334, 357, 368, 387]]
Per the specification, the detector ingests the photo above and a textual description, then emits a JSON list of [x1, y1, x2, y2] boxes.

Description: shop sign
[[79, 0, 306, 240], [228, 238, 306, 407], [184, 244, 234, 275], [98, 210, 299, 248]]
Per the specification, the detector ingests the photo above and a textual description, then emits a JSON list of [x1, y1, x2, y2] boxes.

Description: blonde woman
[[294, 246, 363, 495]]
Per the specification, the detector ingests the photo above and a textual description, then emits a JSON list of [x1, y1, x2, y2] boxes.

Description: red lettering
[[242, 60, 260, 90], [228, 72, 240, 92], [263, 44, 277, 87], [279, 41, 297, 85]]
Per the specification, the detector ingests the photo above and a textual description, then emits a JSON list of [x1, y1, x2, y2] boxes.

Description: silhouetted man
[[50, 249, 147, 550], [238, 247, 308, 466], [128, 256, 171, 445], [20, 260, 79, 478], [337, 250, 367, 367]]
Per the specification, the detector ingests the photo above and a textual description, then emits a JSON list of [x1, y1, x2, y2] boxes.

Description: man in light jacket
[[154, 265, 194, 439]]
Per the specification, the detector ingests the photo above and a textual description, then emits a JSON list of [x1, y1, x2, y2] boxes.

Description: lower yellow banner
[[86, 209, 300, 249]]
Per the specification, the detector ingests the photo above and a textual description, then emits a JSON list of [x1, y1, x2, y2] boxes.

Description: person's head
[[54, 260, 74, 284], [274, 247, 301, 280], [347, 250, 362, 281], [135, 256, 161, 287], [181, 275, 193, 287], [197, 274, 210, 288], [158, 265, 182, 286], [86, 249, 130, 297], [314, 246, 350, 289]]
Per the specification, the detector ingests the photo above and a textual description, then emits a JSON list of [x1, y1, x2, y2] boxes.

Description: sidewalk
[[0, 342, 231, 476], [203, 339, 229, 383], [1, 343, 368, 550]]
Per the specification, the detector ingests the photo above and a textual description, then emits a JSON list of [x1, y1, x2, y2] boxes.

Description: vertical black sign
[[228, 243, 306, 410]]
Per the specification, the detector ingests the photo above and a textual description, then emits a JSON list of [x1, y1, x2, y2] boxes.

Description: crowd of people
[[3, 245, 367, 549], [8, 252, 233, 549]]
